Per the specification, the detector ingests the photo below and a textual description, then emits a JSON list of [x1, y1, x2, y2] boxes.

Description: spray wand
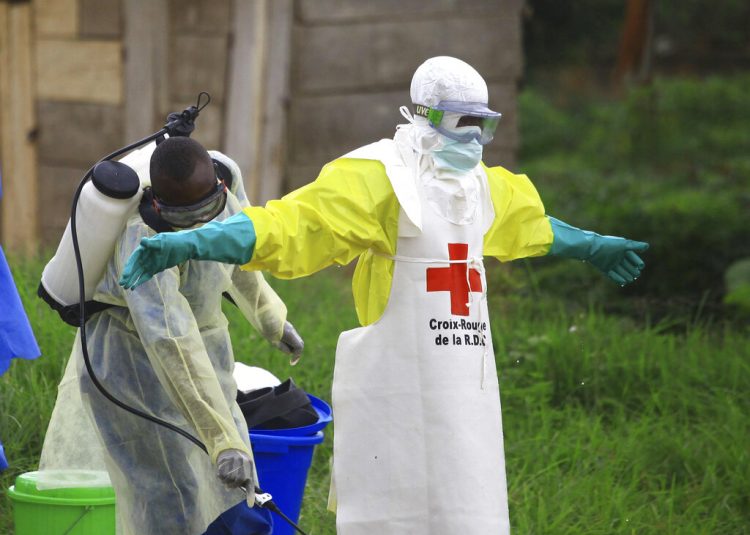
[[70, 93, 308, 535]]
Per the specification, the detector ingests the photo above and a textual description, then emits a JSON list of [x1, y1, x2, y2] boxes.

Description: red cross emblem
[[426, 243, 482, 316]]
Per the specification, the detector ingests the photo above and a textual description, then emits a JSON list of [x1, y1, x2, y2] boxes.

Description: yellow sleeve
[[241, 158, 398, 279], [483, 164, 554, 262]]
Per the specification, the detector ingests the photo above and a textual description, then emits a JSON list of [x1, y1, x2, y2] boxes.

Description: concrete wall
[[21, 0, 234, 246], [285, 0, 524, 189], [0, 0, 524, 249], [32, 0, 124, 244]]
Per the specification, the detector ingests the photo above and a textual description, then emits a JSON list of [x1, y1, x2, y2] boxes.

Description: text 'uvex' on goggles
[[414, 101, 502, 145], [153, 178, 228, 228]]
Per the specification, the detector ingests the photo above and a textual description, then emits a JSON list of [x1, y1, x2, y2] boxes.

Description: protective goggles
[[414, 101, 502, 145], [153, 179, 228, 228]]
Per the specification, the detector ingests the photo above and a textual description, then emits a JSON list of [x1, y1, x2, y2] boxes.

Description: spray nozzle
[[163, 92, 211, 138]]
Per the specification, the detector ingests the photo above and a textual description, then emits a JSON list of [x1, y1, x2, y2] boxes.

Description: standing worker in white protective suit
[[119, 57, 649, 533], [39, 137, 304, 535]]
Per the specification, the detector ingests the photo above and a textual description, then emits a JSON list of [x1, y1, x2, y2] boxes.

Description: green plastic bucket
[[7, 471, 115, 535]]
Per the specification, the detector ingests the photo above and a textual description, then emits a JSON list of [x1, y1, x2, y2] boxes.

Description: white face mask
[[424, 133, 482, 225], [431, 137, 483, 172]]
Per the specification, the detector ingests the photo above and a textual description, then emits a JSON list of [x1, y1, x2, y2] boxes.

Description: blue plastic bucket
[[251, 394, 332, 437], [249, 393, 331, 535]]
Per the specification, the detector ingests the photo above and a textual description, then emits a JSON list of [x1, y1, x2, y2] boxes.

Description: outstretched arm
[[120, 158, 395, 289], [120, 212, 255, 289], [482, 164, 648, 286]]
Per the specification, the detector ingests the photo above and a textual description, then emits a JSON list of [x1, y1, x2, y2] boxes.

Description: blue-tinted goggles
[[414, 101, 502, 145]]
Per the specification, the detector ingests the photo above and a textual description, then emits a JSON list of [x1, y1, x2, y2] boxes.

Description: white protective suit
[[39, 158, 288, 535], [239, 57, 553, 534]]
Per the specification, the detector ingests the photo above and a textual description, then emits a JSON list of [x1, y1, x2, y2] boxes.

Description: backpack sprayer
[[38, 93, 308, 535]]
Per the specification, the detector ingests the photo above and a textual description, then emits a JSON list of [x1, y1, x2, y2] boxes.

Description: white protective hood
[[394, 56, 494, 227]]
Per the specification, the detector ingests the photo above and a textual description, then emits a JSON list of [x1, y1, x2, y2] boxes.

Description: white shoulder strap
[[476, 166, 496, 235], [342, 139, 422, 235], [342, 140, 388, 160]]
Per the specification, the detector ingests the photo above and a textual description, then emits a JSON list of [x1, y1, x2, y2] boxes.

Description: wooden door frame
[[0, 0, 39, 253]]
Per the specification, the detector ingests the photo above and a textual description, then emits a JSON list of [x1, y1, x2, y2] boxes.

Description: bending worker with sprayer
[[40, 137, 303, 535], [120, 57, 648, 534]]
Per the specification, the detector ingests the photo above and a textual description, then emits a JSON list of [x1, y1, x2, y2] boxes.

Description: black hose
[[265, 502, 309, 535]]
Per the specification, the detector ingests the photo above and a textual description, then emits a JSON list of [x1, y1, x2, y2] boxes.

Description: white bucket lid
[[34, 469, 112, 490], [233, 363, 281, 394]]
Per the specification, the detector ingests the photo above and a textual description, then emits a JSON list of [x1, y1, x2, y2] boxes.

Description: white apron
[[331, 141, 510, 534]]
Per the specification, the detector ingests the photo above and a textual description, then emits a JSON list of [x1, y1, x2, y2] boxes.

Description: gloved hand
[[275, 321, 305, 365], [120, 212, 256, 289], [547, 216, 649, 285], [216, 448, 255, 491], [586, 236, 648, 285]]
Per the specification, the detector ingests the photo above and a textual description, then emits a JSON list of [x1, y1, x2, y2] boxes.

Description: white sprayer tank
[[40, 142, 157, 312]]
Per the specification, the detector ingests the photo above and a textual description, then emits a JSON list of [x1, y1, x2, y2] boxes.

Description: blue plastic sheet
[[203, 500, 273, 535], [0, 166, 40, 376], [0, 440, 8, 472]]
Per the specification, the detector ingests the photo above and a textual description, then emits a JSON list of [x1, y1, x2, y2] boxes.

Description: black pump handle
[[164, 92, 211, 138]]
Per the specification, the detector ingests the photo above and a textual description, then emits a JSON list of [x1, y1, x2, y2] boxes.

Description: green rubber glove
[[547, 216, 649, 286], [119, 212, 256, 290]]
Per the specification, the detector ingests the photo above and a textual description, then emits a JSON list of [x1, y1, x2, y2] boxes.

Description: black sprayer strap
[[37, 283, 115, 327]]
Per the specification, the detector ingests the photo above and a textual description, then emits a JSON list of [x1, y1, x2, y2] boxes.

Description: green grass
[[488, 283, 749, 535], [2, 258, 748, 534]]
